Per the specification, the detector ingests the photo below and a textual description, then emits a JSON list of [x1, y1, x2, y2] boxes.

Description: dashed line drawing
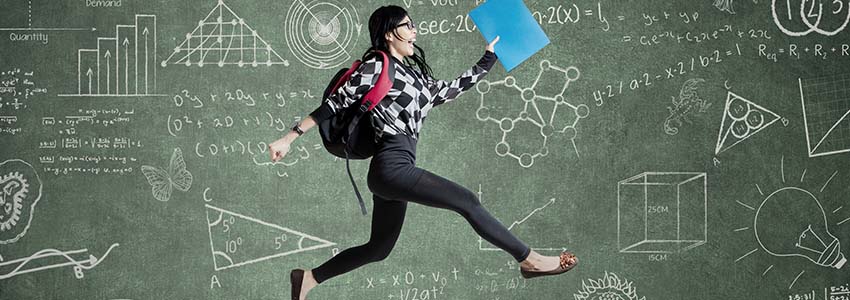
[[141, 147, 193, 202], [0, 0, 96, 32], [771, 0, 850, 36], [205, 204, 336, 271], [573, 271, 646, 300], [618, 172, 707, 254], [161, 0, 289, 67], [0, 159, 42, 245], [800, 73, 850, 157], [663, 78, 710, 135], [477, 197, 568, 252], [715, 91, 781, 155], [0, 243, 119, 280], [57, 15, 161, 97], [284, 0, 362, 69], [475, 60, 587, 168], [762, 264, 774, 276], [788, 270, 805, 289], [735, 158, 847, 289]]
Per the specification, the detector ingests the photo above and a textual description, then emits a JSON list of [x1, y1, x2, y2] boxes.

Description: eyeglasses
[[396, 22, 416, 31]]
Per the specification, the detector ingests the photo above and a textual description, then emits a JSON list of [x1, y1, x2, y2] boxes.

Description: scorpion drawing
[[713, 0, 759, 14], [663, 78, 710, 135]]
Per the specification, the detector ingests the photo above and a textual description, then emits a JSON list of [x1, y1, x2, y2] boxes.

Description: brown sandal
[[519, 251, 578, 279], [290, 269, 305, 300]]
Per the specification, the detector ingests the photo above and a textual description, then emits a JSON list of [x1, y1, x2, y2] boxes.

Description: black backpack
[[317, 50, 394, 215]]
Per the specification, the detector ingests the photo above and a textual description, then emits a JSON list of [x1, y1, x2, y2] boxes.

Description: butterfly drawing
[[141, 147, 193, 202]]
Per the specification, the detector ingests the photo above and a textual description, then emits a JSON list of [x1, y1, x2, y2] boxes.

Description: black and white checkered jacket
[[310, 51, 497, 140]]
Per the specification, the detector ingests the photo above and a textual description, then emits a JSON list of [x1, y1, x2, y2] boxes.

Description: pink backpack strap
[[361, 51, 392, 111], [330, 60, 362, 95]]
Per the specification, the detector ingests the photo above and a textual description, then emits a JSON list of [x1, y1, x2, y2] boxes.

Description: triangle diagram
[[161, 0, 289, 67], [715, 91, 781, 154], [205, 204, 335, 271]]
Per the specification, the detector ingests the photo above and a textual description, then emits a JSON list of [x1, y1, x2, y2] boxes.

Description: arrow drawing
[[104, 50, 111, 94], [86, 68, 93, 95], [123, 38, 129, 94], [58, 14, 161, 97], [143, 27, 149, 94], [0, 243, 119, 280]]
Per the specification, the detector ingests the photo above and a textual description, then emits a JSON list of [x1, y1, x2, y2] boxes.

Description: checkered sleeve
[[309, 57, 383, 123], [427, 51, 497, 107]]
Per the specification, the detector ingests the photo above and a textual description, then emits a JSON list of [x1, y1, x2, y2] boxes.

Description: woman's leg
[[405, 169, 531, 262], [311, 195, 407, 284], [403, 170, 572, 272]]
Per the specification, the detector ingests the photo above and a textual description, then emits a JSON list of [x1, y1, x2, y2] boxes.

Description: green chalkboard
[[1, 0, 849, 299]]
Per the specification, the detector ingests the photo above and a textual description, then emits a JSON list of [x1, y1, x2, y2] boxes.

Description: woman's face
[[386, 15, 417, 58]]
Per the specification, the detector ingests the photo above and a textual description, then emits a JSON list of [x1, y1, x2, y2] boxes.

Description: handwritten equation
[[789, 283, 850, 300], [418, 2, 700, 36], [758, 43, 850, 62], [1, 68, 47, 134], [622, 24, 772, 47], [0, 68, 46, 111], [168, 88, 317, 170], [37, 106, 142, 176], [593, 44, 742, 107], [365, 268, 459, 300]]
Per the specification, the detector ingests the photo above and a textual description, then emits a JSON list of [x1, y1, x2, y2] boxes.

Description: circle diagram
[[285, 0, 361, 69]]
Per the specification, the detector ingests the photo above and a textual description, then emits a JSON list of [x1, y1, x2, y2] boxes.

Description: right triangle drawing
[[205, 204, 335, 271], [715, 91, 781, 155], [161, 0, 289, 67]]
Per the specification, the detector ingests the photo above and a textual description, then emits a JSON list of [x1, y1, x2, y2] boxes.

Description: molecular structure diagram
[[475, 60, 588, 168]]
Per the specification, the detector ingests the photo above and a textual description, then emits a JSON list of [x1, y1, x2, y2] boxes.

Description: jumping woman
[[269, 5, 577, 300]]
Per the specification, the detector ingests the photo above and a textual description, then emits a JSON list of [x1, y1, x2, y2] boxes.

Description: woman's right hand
[[269, 137, 292, 162], [486, 36, 500, 53]]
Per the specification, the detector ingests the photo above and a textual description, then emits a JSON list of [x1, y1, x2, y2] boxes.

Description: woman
[[269, 5, 577, 300]]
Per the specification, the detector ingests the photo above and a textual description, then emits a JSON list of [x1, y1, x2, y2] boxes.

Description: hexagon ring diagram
[[0, 159, 42, 244], [475, 60, 587, 168], [285, 0, 361, 69]]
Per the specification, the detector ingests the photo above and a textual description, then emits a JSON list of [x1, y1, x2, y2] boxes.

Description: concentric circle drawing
[[0, 159, 42, 244], [285, 0, 361, 69], [771, 0, 850, 36]]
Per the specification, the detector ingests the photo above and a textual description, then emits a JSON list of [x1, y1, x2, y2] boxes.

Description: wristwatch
[[290, 121, 305, 136]]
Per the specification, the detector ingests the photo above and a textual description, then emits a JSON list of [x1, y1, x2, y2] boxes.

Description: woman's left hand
[[486, 36, 500, 53]]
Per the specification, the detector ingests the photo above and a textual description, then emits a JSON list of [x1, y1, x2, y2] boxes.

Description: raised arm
[[427, 50, 498, 107]]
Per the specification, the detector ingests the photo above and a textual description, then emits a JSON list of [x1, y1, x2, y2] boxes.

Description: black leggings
[[311, 135, 531, 284]]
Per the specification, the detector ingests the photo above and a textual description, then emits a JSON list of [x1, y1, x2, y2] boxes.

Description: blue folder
[[469, 0, 550, 72]]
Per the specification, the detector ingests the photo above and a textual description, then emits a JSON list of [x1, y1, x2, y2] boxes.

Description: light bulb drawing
[[733, 156, 849, 290], [754, 187, 846, 269]]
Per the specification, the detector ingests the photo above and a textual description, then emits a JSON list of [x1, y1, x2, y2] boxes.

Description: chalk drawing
[[0, 159, 42, 244], [141, 147, 193, 202], [161, 0, 288, 67], [0, 243, 119, 280], [205, 204, 336, 271]]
